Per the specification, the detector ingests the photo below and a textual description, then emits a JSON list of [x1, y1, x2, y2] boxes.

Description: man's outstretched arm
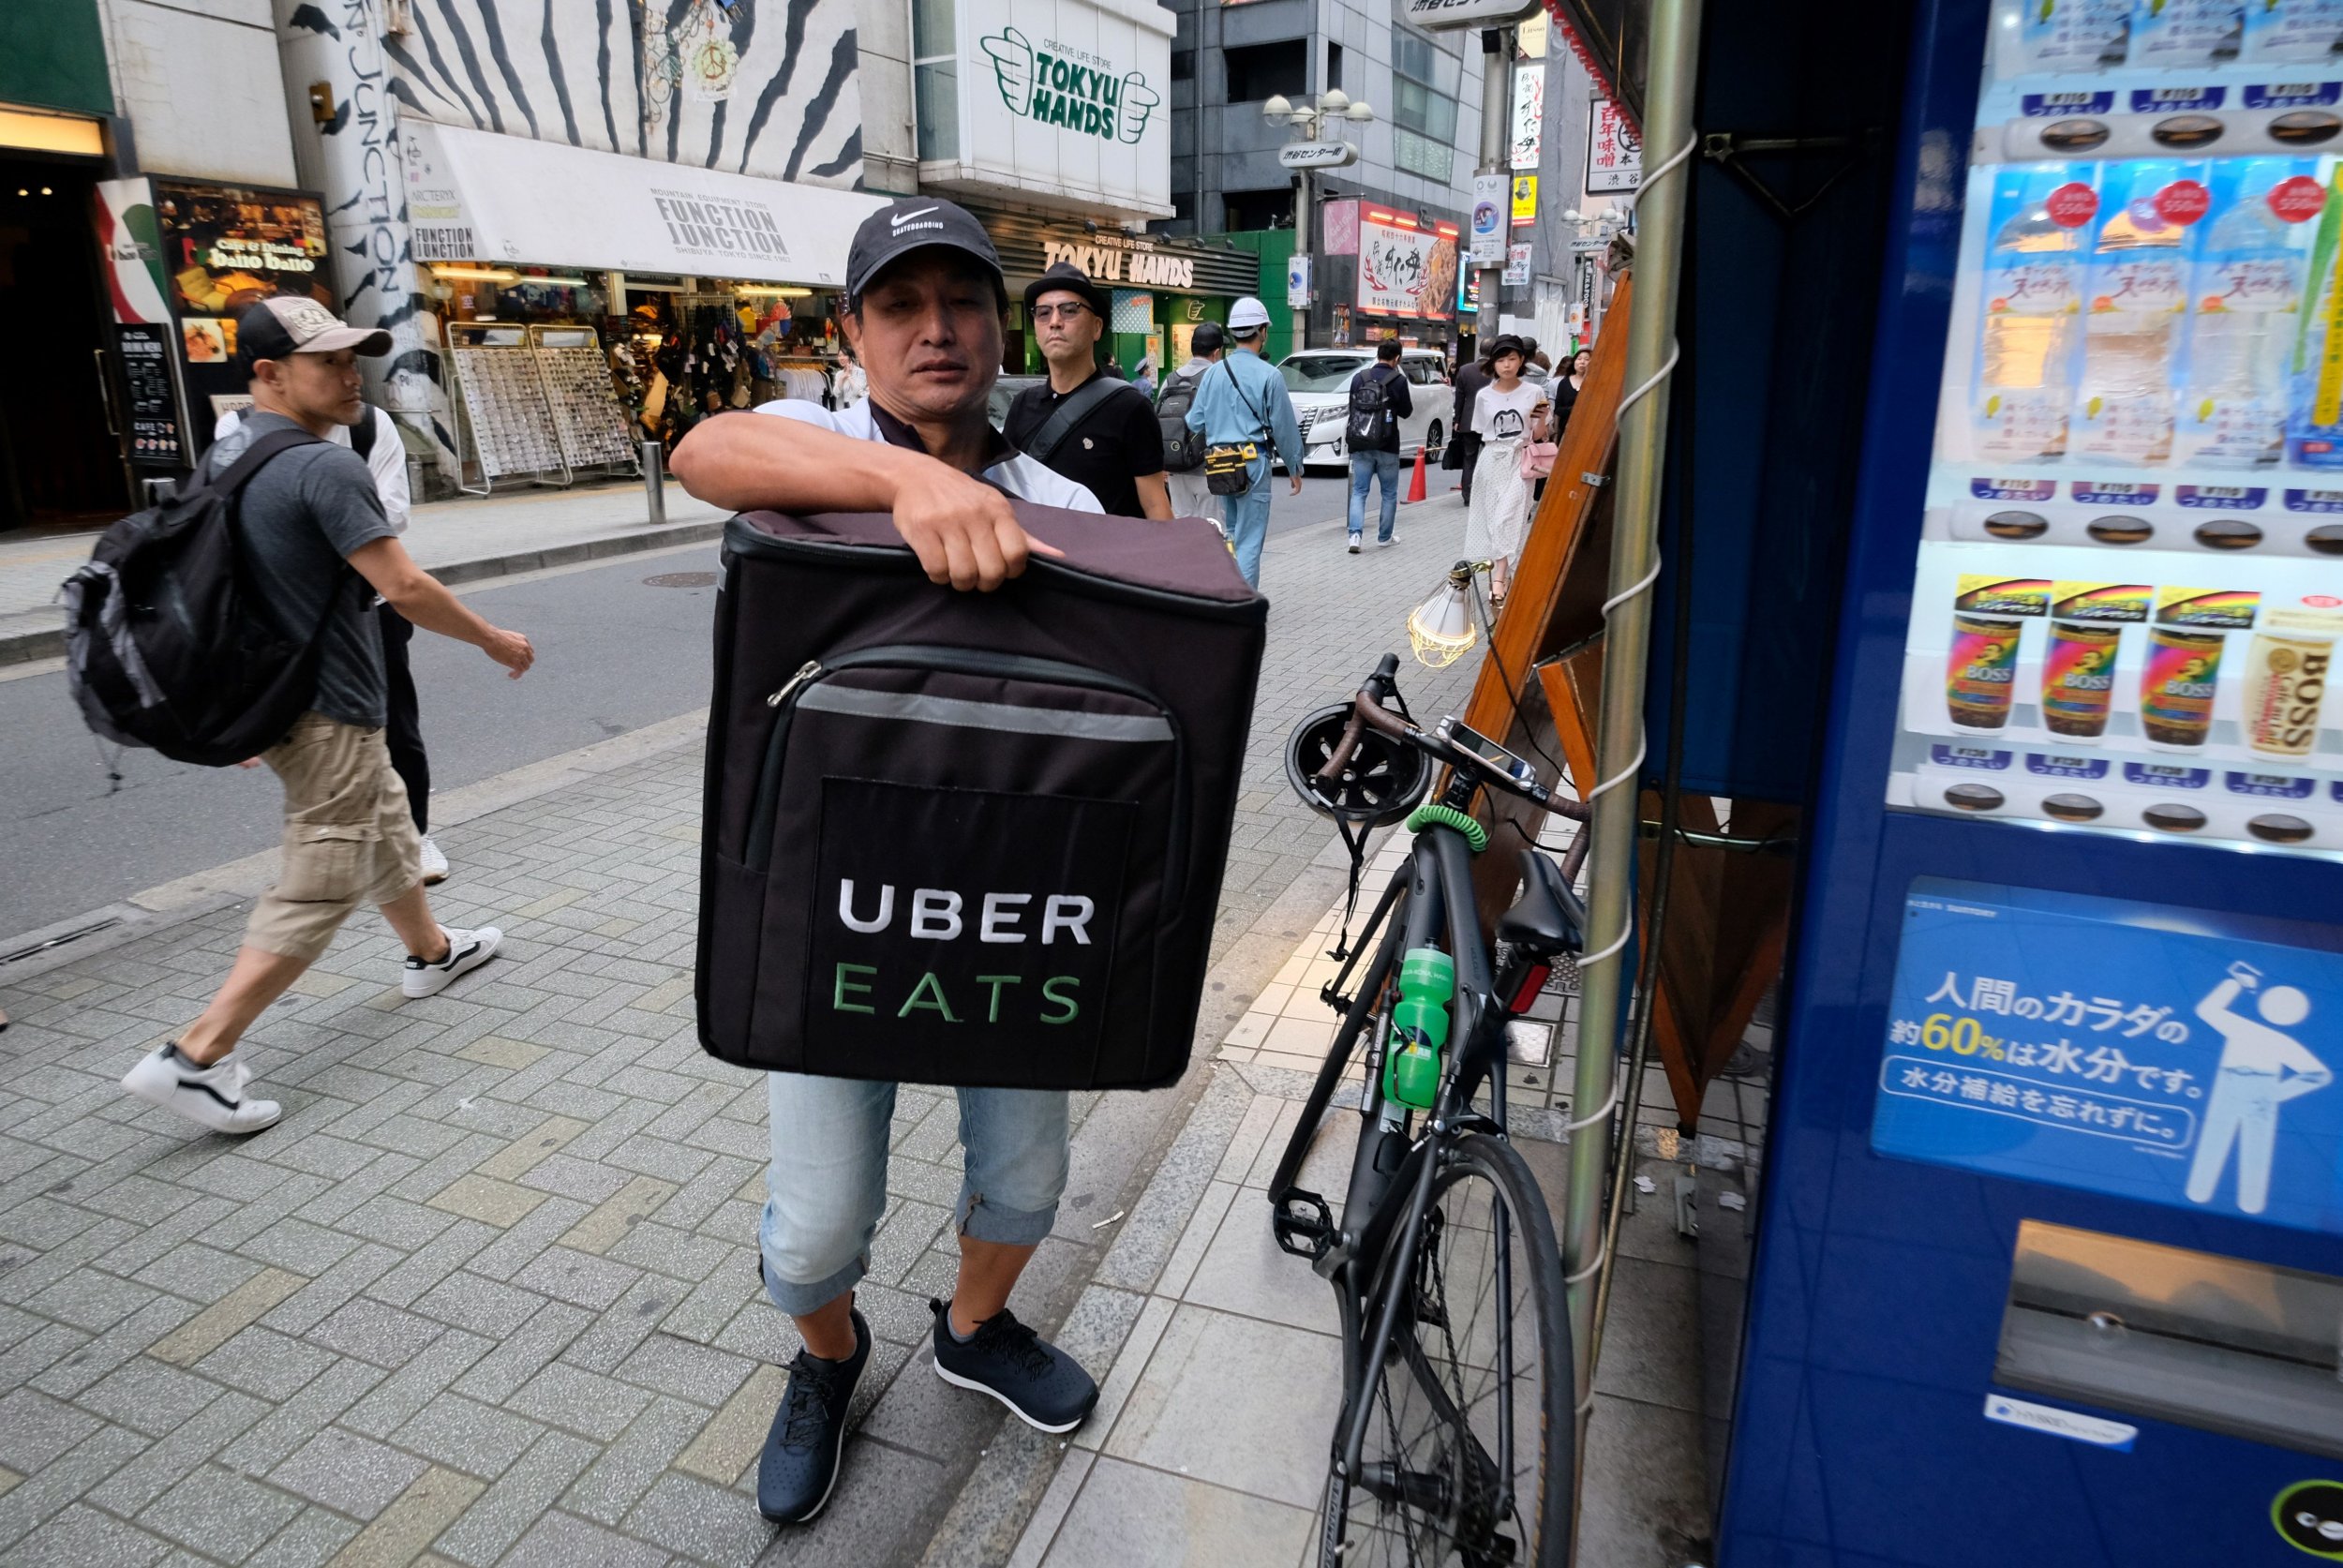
[[2196, 978, 2246, 1028], [670, 411, 1058, 591]]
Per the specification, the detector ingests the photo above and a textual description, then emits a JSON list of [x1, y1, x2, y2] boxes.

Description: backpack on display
[[699, 502, 1266, 1091], [62, 426, 341, 766], [1156, 372, 1205, 472], [1346, 366, 1396, 450]]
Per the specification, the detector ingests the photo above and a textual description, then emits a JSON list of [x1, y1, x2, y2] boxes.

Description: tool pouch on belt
[[699, 503, 1266, 1091], [1203, 441, 1259, 497]]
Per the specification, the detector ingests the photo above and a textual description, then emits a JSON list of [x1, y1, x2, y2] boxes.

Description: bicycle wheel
[[1321, 1132, 1574, 1567]]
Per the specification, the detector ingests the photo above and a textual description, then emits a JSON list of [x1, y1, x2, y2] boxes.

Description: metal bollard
[[641, 440, 666, 527]]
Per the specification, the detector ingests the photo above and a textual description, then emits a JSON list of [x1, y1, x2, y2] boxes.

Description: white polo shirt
[[752, 397, 1104, 515]]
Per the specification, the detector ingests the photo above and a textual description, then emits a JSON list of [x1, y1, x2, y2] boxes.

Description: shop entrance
[[0, 160, 125, 531]]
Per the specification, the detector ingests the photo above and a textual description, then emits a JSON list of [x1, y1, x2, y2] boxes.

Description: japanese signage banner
[[1586, 98, 1642, 194], [1510, 65, 1544, 172], [1356, 213, 1458, 320], [1874, 877, 2343, 1235]]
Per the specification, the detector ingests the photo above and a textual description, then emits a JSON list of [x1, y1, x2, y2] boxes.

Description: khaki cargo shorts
[[246, 712, 424, 963]]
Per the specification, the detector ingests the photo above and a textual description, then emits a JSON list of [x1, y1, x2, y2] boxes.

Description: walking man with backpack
[[1344, 338, 1413, 553], [1157, 321, 1223, 520], [1184, 296, 1303, 589], [217, 382, 449, 887], [112, 296, 535, 1135], [1004, 261, 1171, 519]]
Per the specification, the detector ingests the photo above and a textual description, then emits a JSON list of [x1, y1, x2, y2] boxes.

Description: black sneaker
[[757, 1307, 870, 1523], [930, 1297, 1097, 1433]]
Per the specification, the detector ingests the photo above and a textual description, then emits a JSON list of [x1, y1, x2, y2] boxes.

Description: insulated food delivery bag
[[698, 505, 1266, 1090]]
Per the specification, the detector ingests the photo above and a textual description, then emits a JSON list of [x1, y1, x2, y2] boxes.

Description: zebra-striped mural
[[385, 0, 863, 188]]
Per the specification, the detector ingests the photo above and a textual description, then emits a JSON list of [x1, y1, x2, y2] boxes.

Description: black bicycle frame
[[1265, 818, 1521, 1493]]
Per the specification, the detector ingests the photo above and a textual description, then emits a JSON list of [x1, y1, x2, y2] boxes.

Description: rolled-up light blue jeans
[[759, 1073, 1069, 1315], [1219, 454, 1275, 589]]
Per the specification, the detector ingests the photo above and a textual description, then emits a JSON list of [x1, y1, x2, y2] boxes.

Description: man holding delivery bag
[[670, 199, 1102, 1525]]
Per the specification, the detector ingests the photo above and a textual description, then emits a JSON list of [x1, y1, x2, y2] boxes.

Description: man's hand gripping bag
[[698, 506, 1266, 1090]]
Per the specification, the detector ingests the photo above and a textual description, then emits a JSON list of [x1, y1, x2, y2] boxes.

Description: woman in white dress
[[1460, 336, 1550, 606]]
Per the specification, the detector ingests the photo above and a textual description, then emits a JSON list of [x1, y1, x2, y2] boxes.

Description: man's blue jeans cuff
[[959, 1190, 1057, 1247], [760, 1249, 867, 1317]]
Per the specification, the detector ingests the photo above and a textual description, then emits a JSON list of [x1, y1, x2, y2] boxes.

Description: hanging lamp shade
[[1408, 560, 1485, 668]]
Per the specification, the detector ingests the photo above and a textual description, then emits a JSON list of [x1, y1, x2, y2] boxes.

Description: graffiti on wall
[[282, 0, 459, 473], [387, 0, 861, 187]]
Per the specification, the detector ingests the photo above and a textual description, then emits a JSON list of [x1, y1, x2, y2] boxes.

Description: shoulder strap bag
[[1018, 376, 1126, 464]]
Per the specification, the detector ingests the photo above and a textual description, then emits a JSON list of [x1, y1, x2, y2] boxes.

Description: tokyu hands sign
[[981, 26, 1159, 143]]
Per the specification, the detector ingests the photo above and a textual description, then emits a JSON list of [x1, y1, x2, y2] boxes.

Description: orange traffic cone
[[1405, 446, 1428, 504]]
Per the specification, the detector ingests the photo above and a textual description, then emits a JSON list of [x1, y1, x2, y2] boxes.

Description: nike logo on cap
[[891, 206, 939, 230]]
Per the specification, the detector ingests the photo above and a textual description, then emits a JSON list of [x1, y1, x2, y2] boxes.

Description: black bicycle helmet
[[1285, 703, 1430, 828]]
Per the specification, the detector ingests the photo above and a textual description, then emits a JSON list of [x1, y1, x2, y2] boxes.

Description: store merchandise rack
[[446, 322, 639, 496]]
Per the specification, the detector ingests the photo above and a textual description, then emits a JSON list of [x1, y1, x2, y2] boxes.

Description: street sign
[[1570, 234, 1608, 253], [1398, 0, 1540, 30], [1278, 142, 1357, 171]]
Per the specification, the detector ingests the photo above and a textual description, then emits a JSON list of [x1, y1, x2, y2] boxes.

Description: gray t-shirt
[[205, 411, 396, 728]]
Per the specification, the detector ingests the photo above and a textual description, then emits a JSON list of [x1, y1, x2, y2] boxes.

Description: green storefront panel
[[3, 0, 113, 119]]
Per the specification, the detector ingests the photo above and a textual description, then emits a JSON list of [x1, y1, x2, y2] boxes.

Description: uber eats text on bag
[[698, 504, 1265, 1091]]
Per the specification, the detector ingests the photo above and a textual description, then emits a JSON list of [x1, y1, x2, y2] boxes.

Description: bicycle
[[1271, 652, 1589, 1567]]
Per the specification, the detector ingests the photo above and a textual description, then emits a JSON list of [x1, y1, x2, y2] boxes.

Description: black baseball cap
[[845, 198, 1005, 305], [1190, 321, 1225, 354], [1022, 261, 1111, 321]]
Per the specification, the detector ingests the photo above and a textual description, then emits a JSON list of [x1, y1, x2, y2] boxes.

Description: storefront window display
[[150, 178, 331, 452]]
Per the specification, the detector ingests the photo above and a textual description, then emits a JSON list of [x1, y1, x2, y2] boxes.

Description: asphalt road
[[0, 480, 1399, 944]]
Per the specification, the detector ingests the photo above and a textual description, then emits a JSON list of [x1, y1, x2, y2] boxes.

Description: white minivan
[[1276, 348, 1452, 472]]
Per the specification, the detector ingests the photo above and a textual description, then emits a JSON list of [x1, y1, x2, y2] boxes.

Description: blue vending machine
[[1721, 0, 2343, 1562]]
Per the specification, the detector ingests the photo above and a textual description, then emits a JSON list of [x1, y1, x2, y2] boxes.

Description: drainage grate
[[1, 918, 123, 967], [643, 571, 718, 589]]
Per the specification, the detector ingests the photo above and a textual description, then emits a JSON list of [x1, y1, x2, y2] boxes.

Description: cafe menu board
[[1889, 4, 2343, 860], [114, 324, 182, 468]]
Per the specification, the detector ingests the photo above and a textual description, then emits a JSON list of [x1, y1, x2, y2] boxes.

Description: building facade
[[0, 0, 306, 528], [1163, 0, 1491, 356]]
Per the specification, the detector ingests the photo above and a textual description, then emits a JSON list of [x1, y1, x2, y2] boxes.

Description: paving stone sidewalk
[[0, 499, 1485, 1568]]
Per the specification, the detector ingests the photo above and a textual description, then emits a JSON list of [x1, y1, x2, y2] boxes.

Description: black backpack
[[63, 426, 344, 766], [1157, 371, 1206, 472], [1346, 365, 1397, 451]]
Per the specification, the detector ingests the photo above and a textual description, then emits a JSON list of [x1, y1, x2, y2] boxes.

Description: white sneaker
[[1378, 535, 1398, 548], [418, 836, 450, 886], [402, 925, 502, 998], [121, 1044, 282, 1135]]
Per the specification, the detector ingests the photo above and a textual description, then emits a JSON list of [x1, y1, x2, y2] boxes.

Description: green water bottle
[[1384, 948, 1455, 1111]]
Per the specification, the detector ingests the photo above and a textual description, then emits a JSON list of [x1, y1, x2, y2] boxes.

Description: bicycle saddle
[[1497, 848, 1586, 956]]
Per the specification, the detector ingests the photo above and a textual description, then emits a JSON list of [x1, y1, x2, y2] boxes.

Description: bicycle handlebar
[[1313, 657, 1588, 820]]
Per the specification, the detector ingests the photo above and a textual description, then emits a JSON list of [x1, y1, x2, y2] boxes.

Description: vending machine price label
[[1875, 879, 2343, 1236]]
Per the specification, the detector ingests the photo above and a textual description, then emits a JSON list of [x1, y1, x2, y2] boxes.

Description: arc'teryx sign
[[981, 26, 1160, 143]]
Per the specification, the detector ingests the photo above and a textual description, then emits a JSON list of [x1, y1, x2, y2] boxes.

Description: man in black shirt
[[1004, 261, 1172, 519]]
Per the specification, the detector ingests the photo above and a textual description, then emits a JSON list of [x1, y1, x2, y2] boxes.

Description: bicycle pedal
[[1272, 1189, 1336, 1260], [1319, 982, 1352, 1015]]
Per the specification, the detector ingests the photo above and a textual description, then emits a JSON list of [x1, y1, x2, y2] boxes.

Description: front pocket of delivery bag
[[794, 778, 1135, 1087]]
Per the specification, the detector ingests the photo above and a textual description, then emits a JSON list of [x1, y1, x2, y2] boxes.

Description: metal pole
[[1560, 0, 1700, 1445], [641, 440, 666, 527], [1474, 28, 1510, 349], [1292, 164, 1311, 351]]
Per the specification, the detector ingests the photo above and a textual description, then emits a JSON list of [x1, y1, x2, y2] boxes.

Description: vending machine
[[1721, 1, 2343, 1561]]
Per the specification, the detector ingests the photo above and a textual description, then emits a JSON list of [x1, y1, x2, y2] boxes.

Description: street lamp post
[[1262, 91, 1374, 352]]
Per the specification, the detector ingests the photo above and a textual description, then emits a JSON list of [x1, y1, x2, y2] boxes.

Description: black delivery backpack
[[698, 503, 1266, 1091]]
